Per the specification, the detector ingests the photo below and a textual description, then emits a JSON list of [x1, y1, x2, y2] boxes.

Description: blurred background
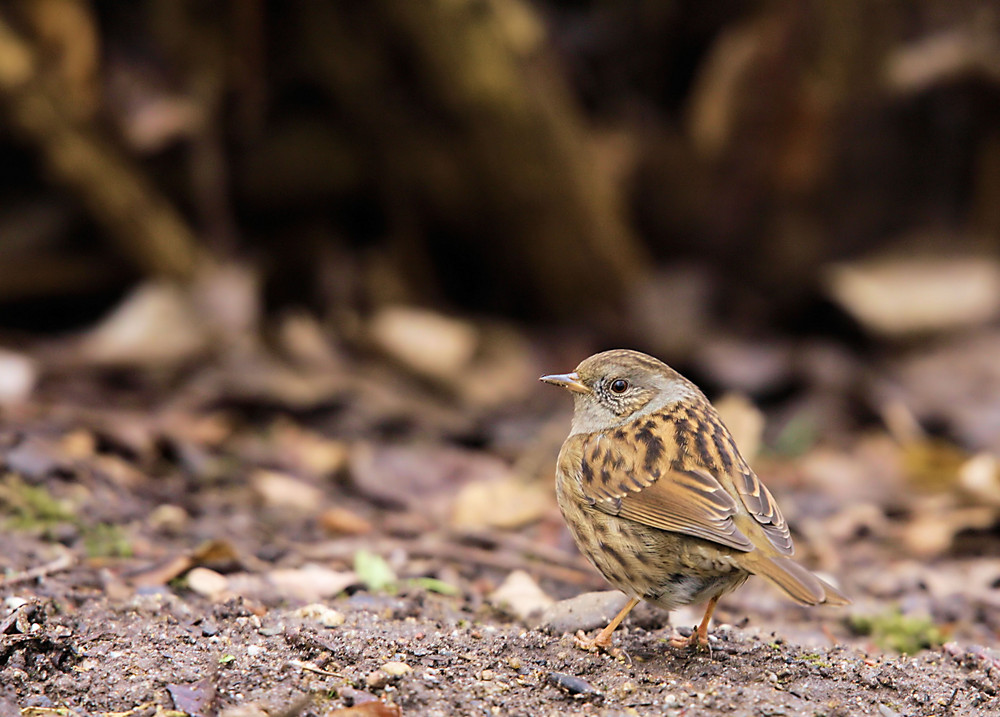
[[2, 0, 1000, 680]]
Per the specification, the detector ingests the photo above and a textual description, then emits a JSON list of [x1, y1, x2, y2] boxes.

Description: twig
[[301, 533, 604, 588], [0, 552, 74, 587]]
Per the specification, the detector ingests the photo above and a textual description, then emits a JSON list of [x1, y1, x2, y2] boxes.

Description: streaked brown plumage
[[541, 349, 848, 652]]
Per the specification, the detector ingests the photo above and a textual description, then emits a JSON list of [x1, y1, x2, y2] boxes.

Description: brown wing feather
[[732, 467, 794, 555], [575, 427, 755, 553], [688, 400, 795, 556]]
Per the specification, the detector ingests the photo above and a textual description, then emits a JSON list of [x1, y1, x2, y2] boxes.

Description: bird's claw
[[669, 628, 711, 652], [573, 629, 623, 658]]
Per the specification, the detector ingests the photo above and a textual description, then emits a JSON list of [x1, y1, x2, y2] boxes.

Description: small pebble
[[292, 603, 345, 628], [548, 671, 601, 696], [381, 661, 412, 677], [540, 591, 630, 634]]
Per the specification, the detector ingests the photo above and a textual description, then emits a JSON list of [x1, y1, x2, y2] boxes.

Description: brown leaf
[[319, 507, 373, 536], [450, 477, 550, 530]]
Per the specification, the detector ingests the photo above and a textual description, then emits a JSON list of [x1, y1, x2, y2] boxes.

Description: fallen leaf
[[186, 567, 229, 599], [77, 281, 210, 366], [319, 507, 373, 536], [251, 469, 325, 512], [370, 305, 478, 380], [450, 477, 550, 530], [354, 550, 397, 592], [266, 565, 358, 602], [825, 255, 1000, 336]]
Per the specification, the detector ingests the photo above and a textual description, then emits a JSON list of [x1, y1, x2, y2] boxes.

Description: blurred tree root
[[305, 0, 646, 316], [0, 11, 202, 281]]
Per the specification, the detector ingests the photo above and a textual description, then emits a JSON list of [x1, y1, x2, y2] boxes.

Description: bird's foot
[[668, 628, 711, 652], [574, 629, 623, 658]]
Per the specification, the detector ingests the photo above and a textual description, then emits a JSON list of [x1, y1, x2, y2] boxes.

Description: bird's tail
[[748, 554, 850, 606]]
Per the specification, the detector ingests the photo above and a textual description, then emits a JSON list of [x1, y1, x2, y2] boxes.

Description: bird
[[540, 349, 848, 653]]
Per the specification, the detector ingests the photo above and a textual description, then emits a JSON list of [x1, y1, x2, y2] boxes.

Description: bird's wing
[[573, 428, 755, 553], [573, 411, 795, 556], [730, 465, 793, 555]]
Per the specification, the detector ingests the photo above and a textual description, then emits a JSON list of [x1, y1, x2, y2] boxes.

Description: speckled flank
[[556, 431, 749, 611]]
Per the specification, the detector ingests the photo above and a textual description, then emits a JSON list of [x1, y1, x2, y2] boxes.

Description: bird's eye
[[609, 379, 629, 394]]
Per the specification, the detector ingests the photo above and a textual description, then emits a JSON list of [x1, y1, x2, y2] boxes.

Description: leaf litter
[[0, 280, 999, 714]]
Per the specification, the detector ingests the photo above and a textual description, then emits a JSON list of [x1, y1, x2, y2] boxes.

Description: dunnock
[[541, 349, 847, 652]]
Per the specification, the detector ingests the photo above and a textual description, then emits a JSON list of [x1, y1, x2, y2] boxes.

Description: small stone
[[380, 661, 412, 677], [548, 671, 600, 696], [488, 570, 553, 621], [480, 669, 494, 681], [292, 603, 345, 628], [539, 591, 631, 634], [0, 349, 36, 403], [366, 670, 390, 690]]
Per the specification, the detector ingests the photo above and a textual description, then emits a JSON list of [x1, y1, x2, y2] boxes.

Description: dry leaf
[[370, 305, 478, 380], [825, 255, 1000, 336], [319, 507, 373, 536], [251, 469, 325, 512], [450, 477, 550, 530], [77, 281, 210, 366], [186, 567, 229, 599]]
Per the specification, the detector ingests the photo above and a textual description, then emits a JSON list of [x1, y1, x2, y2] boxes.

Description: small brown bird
[[541, 349, 848, 652]]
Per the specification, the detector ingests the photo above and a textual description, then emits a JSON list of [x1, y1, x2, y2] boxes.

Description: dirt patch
[[1, 580, 995, 716]]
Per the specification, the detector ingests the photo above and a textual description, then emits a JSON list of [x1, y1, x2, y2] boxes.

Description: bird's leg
[[669, 594, 721, 649], [574, 596, 640, 655]]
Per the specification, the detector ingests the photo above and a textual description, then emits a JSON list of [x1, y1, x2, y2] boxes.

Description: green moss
[[82, 522, 133, 558], [409, 576, 460, 595], [799, 652, 832, 668], [848, 608, 945, 654], [1, 475, 135, 557], [0, 475, 75, 529]]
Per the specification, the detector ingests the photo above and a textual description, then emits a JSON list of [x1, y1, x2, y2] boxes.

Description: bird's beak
[[539, 372, 591, 394]]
